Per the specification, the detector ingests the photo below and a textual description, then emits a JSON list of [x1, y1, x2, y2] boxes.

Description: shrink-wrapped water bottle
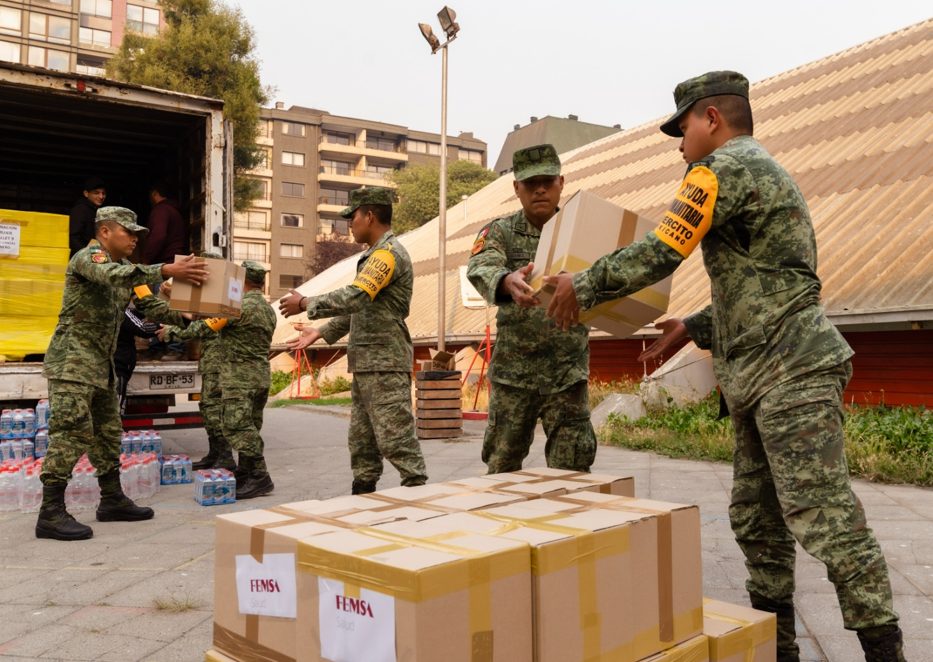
[[36, 399, 50, 429]]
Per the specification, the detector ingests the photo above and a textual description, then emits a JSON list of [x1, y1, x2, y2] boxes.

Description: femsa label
[[234, 553, 297, 619], [654, 165, 718, 258], [352, 248, 396, 300], [318, 578, 396, 662]]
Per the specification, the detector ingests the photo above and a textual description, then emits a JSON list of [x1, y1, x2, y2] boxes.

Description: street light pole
[[419, 6, 459, 354]]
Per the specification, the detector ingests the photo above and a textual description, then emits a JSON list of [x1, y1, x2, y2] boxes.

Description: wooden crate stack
[[415, 369, 462, 439]]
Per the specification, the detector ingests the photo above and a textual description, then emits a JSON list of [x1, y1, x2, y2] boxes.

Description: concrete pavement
[[0, 404, 930, 661]]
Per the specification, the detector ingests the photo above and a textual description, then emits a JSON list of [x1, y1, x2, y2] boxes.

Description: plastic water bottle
[[36, 400, 50, 430], [34, 429, 49, 458], [19, 463, 42, 512], [23, 409, 36, 438], [0, 466, 14, 511], [0, 410, 13, 438], [151, 431, 162, 460], [179, 455, 192, 484], [161, 456, 175, 485], [194, 470, 211, 505], [11, 409, 25, 436]]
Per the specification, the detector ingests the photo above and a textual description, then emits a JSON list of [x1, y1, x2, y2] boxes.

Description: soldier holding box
[[279, 187, 427, 494], [545, 71, 904, 662], [466, 144, 597, 475]]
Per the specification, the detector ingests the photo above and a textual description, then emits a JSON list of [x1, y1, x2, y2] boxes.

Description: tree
[[106, 0, 266, 211], [387, 160, 497, 234], [306, 239, 365, 277]]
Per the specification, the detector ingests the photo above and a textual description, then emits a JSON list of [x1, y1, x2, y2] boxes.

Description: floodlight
[[437, 6, 459, 39], [418, 23, 440, 52]]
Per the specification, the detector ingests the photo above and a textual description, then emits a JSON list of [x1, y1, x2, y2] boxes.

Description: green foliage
[[319, 375, 352, 396], [270, 397, 353, 408], [600, 393, 931, 486], [269, 370, 292, 396], [106, 0, 267, 211], [387, 160, 497, 233]]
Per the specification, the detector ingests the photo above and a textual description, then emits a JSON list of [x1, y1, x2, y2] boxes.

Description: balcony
[[318, 137, 408, 163], [318, 165, 395, 187], [317, 195, 349, 215]]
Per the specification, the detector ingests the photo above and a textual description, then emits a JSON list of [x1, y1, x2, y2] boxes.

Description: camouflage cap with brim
[[660, 70, 749, 137], [339, 186, 397, 218], [96, 206, 148, 235], [200, 250, 223, 259], [241, 259, 268, 284], [512, 144, 561, 181]]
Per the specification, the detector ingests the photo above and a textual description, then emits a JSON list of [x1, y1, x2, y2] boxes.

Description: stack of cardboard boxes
[[208, 468, 775, 662]]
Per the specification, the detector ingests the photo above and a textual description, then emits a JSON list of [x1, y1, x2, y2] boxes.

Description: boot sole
[[36, 524, 93, 541], [96, 510, 155, 522]]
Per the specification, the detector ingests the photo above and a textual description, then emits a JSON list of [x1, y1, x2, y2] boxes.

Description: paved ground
[[0, 404, 930, 661]]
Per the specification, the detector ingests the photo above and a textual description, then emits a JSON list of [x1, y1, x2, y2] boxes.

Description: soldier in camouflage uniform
[[162, 261, 277, 499], [38, 207, 207, 541], [545, 72, 904, 662], [279, 187, 427, 494], [466, 145, 596, 474]]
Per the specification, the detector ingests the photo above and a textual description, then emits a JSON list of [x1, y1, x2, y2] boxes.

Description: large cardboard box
[[703, 598, 776, 662], [213, 509, 344, 661], [279, 495, 447, 526], [529, 190, 672, 338], [454, 469, 636, 498], [295, 528, 533, 662], [169, 255, 245, 317], [641, 634, 709, 661]]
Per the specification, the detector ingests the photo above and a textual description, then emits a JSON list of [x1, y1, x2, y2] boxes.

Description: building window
[[319, 188, 349, 206], [281, 151, 305, 167], [79, 26, 111, 46], [76, 55, 106, 75], [233, 210, 270, 231], [318, 218, 351, 237], [365, 164, 395, 178], [281, 213, 303, 228], [0, 40, 19, 63], [28, 46, 69, 71], [30, 14, 71, 43], [281, 121, 305, 137], [255, 147, 271, 169], [281, 182, 304, 197], [126, 4, 159, 35], [232, 241, 267, 262], [459, 149, 483, 164], [365, 136, 397, 152], [80, 0, 112, 19], [279, 274, 304, 290], [407, 139, 441, 156], [280, 243, 303, 259], [258, 119, 273, 138], [320, 159, 352, 176], [322, 131, 353, 147], [247, 178, 270, 201], [0, 7, 21, 36]]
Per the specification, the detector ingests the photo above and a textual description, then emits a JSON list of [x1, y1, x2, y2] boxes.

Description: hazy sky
[[230, 1, 930, 166]]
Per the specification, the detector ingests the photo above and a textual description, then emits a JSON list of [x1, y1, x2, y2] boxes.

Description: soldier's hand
[[544, 272, 580, 331], [502, 263, 539, 307], [156, 324, 170, 342], [160, 280, 173, 298], [637, 318, 688, 363], [279, 289, 305, 317], [161, 254, 209, 286], [286, 327, 322, 351]]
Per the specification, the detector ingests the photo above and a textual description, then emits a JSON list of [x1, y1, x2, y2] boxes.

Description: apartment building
[[0, 0, 162, 74], [235, 104, 487, 299]]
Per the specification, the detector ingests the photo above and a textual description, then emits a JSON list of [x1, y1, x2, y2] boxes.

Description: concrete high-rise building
[[236, 104, 487, 299], [0, 0, 162, 75], [494, 115, 621, 176]]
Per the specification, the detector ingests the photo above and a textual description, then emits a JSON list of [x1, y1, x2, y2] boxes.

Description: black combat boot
[[351, 479, 376, 495], [35, 483, 93, 541], [237, 456, 274, 500], [96, 469, 154, 521], [750, 592, 799, 662], [234, 455, 251, 491], [857, 624, 906, 662], [212, 441, 236, 471], [191, 435, 219, 470]]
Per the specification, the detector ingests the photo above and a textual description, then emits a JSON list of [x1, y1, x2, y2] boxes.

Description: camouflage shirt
[[130, 292, 220, 375], [573, 135, 852, 410], [43, 240, 163, 388], [467, 210, 589, 394], [304, 231, 414, 373], [167, 289, 275, 389]]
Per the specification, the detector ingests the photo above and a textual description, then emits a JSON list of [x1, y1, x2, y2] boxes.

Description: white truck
[[0, 62, 234, 429]]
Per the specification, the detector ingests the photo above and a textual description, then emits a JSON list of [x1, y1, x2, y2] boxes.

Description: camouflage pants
[[222, 387, 268, 473], [200, 371, 226, 448], [482, 380, 596, 474], [729, 360, 898, 630], [41, 379, 122, 485], [349, 371, 426, 486]]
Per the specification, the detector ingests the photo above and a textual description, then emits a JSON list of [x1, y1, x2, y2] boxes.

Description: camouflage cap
[[200, 250, 223, 259], [660, 70, 749, 137], [95, 206, 148, 235], [512, 144, 561, 181], [241, 260, 268, 284], [340, 187, 397, 218]]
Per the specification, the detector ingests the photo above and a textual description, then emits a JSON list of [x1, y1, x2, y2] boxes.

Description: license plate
[[149, 373, 195, 390]]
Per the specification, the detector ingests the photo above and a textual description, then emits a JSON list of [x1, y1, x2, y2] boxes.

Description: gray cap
[[96, 206, 148, 235]]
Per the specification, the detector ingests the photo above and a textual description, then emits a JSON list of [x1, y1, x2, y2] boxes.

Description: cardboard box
[[529, 190, 672, 338], [452, 470, 636, 499], [378, 500, 694, 662], [295, 527, 533, 662], [703, 598, 776, 662], [169, 255, 245, 317], [213, 509, 344, 661], [279, 495, 446, 527], [641, 634, 709, 661]]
